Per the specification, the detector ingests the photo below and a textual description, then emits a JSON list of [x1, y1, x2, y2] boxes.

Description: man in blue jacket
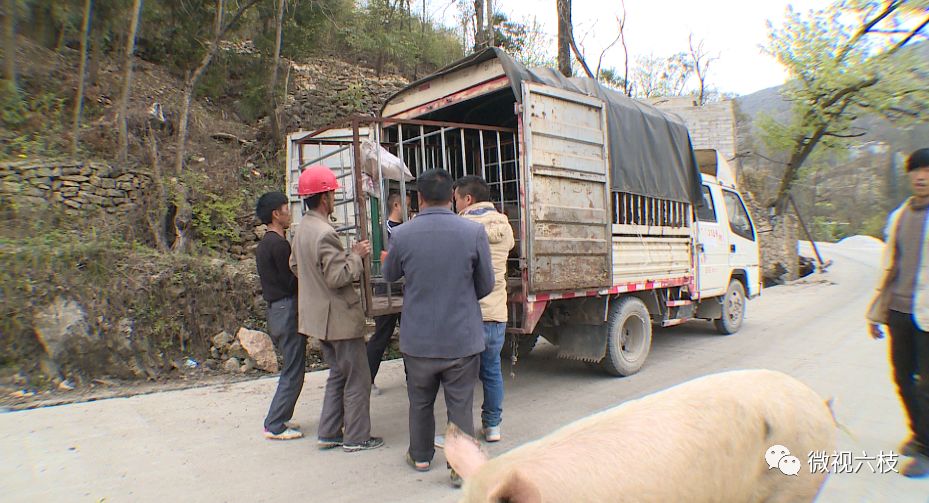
[[382, 169, 494, 486]]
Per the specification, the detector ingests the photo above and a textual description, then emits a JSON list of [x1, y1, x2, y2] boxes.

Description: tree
[[71, 0, 93, 156], [492, 13, 554, 67], [632, 52, 693, 98], [762, 0, 929, 211], [173, 0, 261, 175], [267, 0, 286, 145], [2, 0, 14, 84], [556, 0, 571, 77], [473, 0, 485, 50], [116, 0, 143, 166], [687, 33, 717, 106]]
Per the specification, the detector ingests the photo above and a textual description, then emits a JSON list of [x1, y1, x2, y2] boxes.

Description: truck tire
[[601, 296, 652, 377], [501, 333, 539, 360], [714, 279, 746, 335]]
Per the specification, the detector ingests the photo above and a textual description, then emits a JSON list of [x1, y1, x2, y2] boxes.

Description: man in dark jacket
[[382, 169, 494, 486]]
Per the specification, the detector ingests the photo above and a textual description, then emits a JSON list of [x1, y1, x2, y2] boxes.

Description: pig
[[445, 369, 836, 503]]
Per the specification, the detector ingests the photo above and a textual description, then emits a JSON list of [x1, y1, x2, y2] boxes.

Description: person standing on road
[[367, 192, 409, 395], [255, 191, 304, 441], [290, 164, 384, 453], [867, 147, 929, 478], [452, 175, 515, 442], [382, 169, 494, 486]]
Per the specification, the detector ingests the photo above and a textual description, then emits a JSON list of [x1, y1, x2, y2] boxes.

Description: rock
[[236, 328, 279, 373], [33, 298, 92, 361], [203, 359, 219, 370], [210, 347, 221, 359], [211, 330, 234, 349], [254, 224, 268, 240], [228, 341, 248, 360], [241, 357, 256, 373], [223, 357, 240, 372]]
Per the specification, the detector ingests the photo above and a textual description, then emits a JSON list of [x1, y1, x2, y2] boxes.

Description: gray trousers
[[319, 338, 372, 444], [404, 354, 480, 463], [263, 296, 306, 435]]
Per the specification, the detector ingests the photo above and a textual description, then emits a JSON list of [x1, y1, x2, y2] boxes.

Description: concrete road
[[2, 238, 927, 502]]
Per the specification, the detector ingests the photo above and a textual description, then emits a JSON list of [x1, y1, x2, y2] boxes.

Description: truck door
[[521, 82, 612, 292], [695, 184, 729, 297], [720, 188, 761, 297]]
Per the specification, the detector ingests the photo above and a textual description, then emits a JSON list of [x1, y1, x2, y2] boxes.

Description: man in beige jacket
[[290, 164, 383, 453], [867, 148, 929, 477], [453, 175, 515, 442]]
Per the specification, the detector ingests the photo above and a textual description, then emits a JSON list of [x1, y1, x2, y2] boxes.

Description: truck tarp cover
[[384, 48, 703, 206]]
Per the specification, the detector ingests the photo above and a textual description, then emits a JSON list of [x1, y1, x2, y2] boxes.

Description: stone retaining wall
[[0, 160, 151, 213]]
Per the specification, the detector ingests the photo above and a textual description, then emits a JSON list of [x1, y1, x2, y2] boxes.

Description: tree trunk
[[556, 0, 571, 77], [71, 0, 93, 157], [267, 0, 285, 146], [87, 21, 103, 86], [2, 0, 14, 84], [473, 0, 484, 51], [174, 0, 260, 175], [117, 0, 143, 166], [485, 0, 494, 47]]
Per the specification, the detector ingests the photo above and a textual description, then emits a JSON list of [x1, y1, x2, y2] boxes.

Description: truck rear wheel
[[714, 279, 746, 335], [601, 297, 652, 377]]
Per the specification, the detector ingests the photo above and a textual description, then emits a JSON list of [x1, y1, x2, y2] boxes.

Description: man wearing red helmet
[[289, 164, 384, 452]]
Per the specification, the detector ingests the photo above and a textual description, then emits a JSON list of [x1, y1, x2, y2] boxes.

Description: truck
[[284, 48, 761, 376]]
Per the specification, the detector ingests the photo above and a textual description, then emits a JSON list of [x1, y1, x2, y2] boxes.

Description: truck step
[[665, 299, 693, 307], [661, 318, 690, 327]]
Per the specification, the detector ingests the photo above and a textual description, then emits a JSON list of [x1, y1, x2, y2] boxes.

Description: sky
[[429, 0, 833, 97]]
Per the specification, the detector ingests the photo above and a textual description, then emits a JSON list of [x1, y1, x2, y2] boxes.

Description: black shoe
[[901, 453, 929, 478], [899, 437, 925, 457], [343, 437, 385, 453]]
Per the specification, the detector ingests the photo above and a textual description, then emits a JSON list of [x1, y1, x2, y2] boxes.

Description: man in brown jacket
[[867, 148, 929, 477], [290, 164, 384, 453]]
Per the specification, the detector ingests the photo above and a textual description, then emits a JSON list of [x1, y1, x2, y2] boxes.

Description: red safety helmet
[[297, 164, 340, 197]]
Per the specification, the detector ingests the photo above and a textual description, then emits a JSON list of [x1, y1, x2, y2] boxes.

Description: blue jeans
[[479, 322, 506, 428]]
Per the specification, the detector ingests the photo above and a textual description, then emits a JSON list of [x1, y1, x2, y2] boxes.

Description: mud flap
[[545, 323, 609, 363]]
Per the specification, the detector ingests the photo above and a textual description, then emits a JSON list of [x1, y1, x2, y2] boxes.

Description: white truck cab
[[693, 149, 762, 334]]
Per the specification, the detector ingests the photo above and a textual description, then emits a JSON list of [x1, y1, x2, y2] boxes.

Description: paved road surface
[[2, 238, 927, 502]]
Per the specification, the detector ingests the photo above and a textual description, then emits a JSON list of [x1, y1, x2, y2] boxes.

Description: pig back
[[462, 369, 835, 503]]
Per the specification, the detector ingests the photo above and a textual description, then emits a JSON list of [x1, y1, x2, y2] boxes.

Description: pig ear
[[488, 469, 542, 503], [444, 422, 487, 479]]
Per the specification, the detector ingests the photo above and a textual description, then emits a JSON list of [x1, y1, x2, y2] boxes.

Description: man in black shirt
[[367, 192, 408, 394], [255, 191, 304, 440]]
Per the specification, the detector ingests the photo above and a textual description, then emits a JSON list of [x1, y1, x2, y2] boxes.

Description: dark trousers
[[889, 310, 929, 454], [404, 354, 480, 463], [319, 338, 372, 444], [367, 312, 401, 382], [263, 296, 307, 435]]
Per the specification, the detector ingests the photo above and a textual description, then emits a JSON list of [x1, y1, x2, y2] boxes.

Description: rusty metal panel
[[522, 82, 612, 292]]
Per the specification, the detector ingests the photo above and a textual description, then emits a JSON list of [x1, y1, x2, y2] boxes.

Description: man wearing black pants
[[255, 191, 305, 440], [868, 148, 929, 477], [367, 192, 406, 394], [382, 170, 494, 486]]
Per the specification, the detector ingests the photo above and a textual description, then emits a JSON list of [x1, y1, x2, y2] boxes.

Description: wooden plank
[[611, 224, 692, 236], [533, 238, 611, 256]]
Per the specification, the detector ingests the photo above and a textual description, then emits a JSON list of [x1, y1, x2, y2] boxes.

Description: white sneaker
[[434, 435, 445, 449], [482, 426, 501, 442], [264, 427, 303, 440]]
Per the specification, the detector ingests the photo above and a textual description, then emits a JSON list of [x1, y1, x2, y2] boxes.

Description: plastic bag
[[359, 139, 415, 186]]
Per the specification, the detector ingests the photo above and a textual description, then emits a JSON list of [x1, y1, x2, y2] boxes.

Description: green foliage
[[761, 0, 929, 203], [0, 84, 69, 160], [191, 189, 245, 251]]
